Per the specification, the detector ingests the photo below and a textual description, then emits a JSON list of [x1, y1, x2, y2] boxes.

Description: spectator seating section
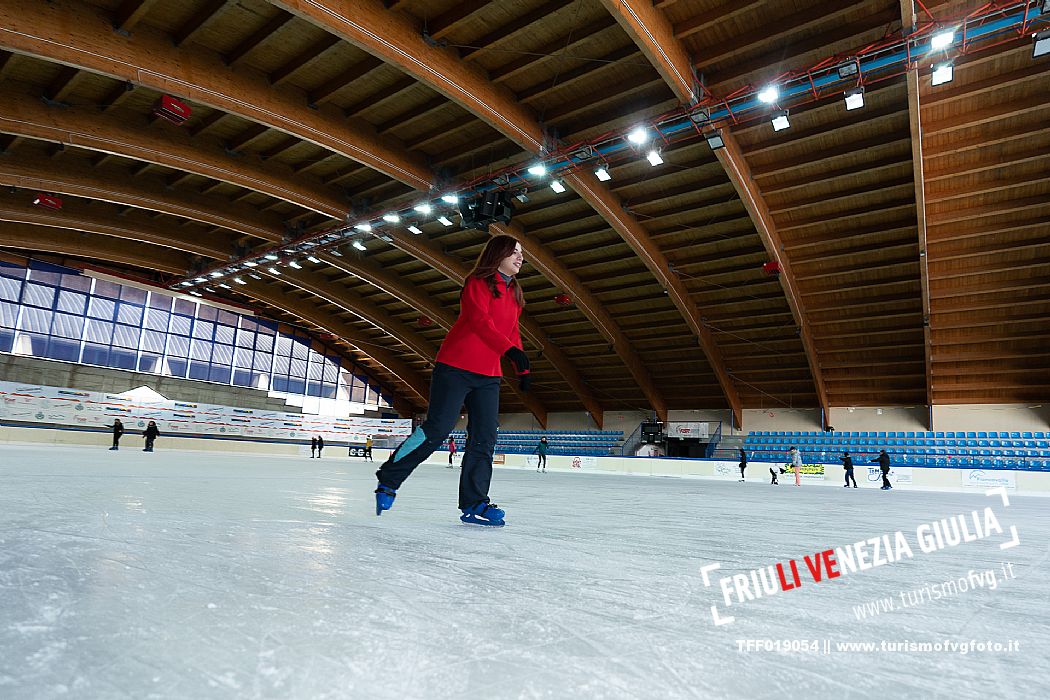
[[446, 429, 624, 457], [743, 430, 1050, 470]]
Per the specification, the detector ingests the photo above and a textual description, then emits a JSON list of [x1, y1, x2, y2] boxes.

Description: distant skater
[[316, 435, 324, 459], [738, 447, 747, 482], [789, 446, 802, 486], [769, 465, 779, 485], [110, 418, 124, 451], [873, 449, 892, 490], [142, 421, 160, 452], [447, 436, 457, 468], [364, 435, 373, 462], [534, 436, 548, 472], [842, 451, 858, 488], [310, 436, 318, 458]]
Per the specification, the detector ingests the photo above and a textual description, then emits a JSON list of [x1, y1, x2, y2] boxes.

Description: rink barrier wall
[[0, 421, 391, 460], [4, 423, 1048, 495]]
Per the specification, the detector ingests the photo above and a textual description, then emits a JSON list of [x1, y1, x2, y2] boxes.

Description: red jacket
[[436, 275, 523, 377]]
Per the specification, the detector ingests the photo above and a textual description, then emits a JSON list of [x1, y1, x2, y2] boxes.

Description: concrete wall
[[0, 353, 298, 414]]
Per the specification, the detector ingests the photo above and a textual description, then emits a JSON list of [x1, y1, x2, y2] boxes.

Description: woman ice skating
[[110, 418, 124, 451], [842, 451, 858, 488], [364, 435, 373, 461], [789, 446, 802, 486], [873, 449, 892, 490], [142, 421, 160, 452], [310, 436, 318, 458], [534, 436, 548, 472], [316, 435, 324, 458], [769, 465, 779, 485], [738, 447, 747, 482], [374, 235, 530, 527], [447, 436, 457, 468]]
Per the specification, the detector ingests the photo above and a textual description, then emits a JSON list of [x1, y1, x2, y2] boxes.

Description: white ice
[[0, 444, 1047, 699]]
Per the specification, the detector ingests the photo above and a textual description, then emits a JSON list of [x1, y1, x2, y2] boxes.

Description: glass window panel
[[92, 279, 120, 299], [188, 362, 211, 381], [211, 343, 233, 365], [169, 314, 192, 335], [192, 320, 214, 340], [232, 369, 255, 387], [88, 297, 116, 320], [51, 313, 84, 339], [208, 365, 232, 384], [271, 376, 290, 393], [275, 336, 292, 356], [0, 300, 18, 328], [190, 339, 212, 361], [149, 293, 173, 311], [44, 337, 80, 362], [255, 333, 273, 352], [112, 324, 140, 349], [173, 298, 195, 315], [57, 289, 87, 314], [196, 304, 217, 322], [0, 262, 25, 279], [107, 348, 136, 370], [235, 328, 254, 348], [141, 330, 165, 353], [291, 338, 309, 360], [253, 351, 271, 372], [81, 343, 110, 366], [350, 377, 366, 403], [0, 328, 14, 353], [165, 357, 188, 378], [307, 358, 323, 380], [119, 286, 147, 304], [23, 283, 56, 309], [59, 274, 91, 292], [27, 269, 61, 285], [283, 377, 306, 394], [21, 306, 51, 333], [214, 324, 235, 345], [307, 381, 323, 397], [144, 309, 169, 331], [216, 309, 237, 326], [369, 385, 382, 405], [272, 354, 291, 375], [290, 357, 307, 379], [166, 335, 189, 358], [323, 361, 339, 383], [234, 347, 254, 368], [0, 277, 21, 302], [85, 319, 114, 344], [116, 302, 143, 325], [138, 354, 161, 373]]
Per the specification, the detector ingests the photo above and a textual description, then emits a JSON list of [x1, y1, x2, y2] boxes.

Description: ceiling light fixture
[[930, 29, 955, 51], [1034, 29, 1050, 58], [646, 149, 664, 166], [413, 203, 432, 215], [407, 225, 422, 234], [234, 277, 246, 285], [437, 216, 453, 226], [353, 223, 372, 232], [550, 180, 566, 193], [705, 129, 725, 150], [771, 109, 790, 131], [264, 253, 279, 261], [306, 256, 321, 264], [382, 213, 400, 223], [627, 127, 648, 144], [931, 61, 954, 85], [757, 85, 779, 103], [440, 194, 459, 204], [527, 164, 546, 176], [287, 260, 302, 269], [844, 86, 865, 111], [352, 240, 367, 251], [594, 167, 611, 181], [267, 267, 281, 275]]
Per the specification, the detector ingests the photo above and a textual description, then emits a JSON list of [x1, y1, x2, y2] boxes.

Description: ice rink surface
[[1, 444, 1047, 699]]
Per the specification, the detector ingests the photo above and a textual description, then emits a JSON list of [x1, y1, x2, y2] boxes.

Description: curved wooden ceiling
[[0, 0, 1047, 425]]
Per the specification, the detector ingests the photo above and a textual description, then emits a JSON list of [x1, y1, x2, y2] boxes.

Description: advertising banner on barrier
[[866, 466, 913, 486], [570, 456, 597, 470], [961, 469, 1016, 490], [668, 422, 710, 439], [0, 380, 411, 443], [756, 461, 826, 481]]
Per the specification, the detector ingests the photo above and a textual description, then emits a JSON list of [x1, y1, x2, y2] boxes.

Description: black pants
[[881, 471, 891, 488], [112, 434, 121, 448], [364, 447, 372, 461], [537, 454, 546, 468], [739, 463, 746, 479], [844, 468, 857, 487], [377, 363, 500, 509], [144, 438, 155, 451], [770, 468, 778, 484]]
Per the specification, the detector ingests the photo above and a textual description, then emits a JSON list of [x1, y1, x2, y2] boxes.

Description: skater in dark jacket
[[738, 448, 747, 482], [872, 449, 892, 489], [110, 419, 124, 451], [310, 436, 318, 458], [142, 421, 160, 452], [769, 466, 779, 485], [316, 436, 324, 458], [534, 437, 549, 472], [374, 236, 529, 527], [842, 451, 857, 488]]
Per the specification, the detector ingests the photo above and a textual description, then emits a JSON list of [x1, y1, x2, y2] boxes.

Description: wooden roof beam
[[269, 35, 341, 86], [224, 10, 293, 67], [0, 222, 190, 275], [271, 0, 745, 423], [172, 0, 232, 48], [601, 0, 823, 426], [111, 0, 160, 34]]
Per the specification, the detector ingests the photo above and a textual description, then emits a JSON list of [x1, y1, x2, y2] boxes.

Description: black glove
[[503, 346, 531, 391]]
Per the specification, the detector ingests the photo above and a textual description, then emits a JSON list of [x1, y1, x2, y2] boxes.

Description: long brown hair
[[466, 235, 524, 307]]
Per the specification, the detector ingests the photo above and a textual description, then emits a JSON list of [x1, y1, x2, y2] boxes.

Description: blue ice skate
[[460, 501, 506, 527], [375, 484, 397, 515]]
